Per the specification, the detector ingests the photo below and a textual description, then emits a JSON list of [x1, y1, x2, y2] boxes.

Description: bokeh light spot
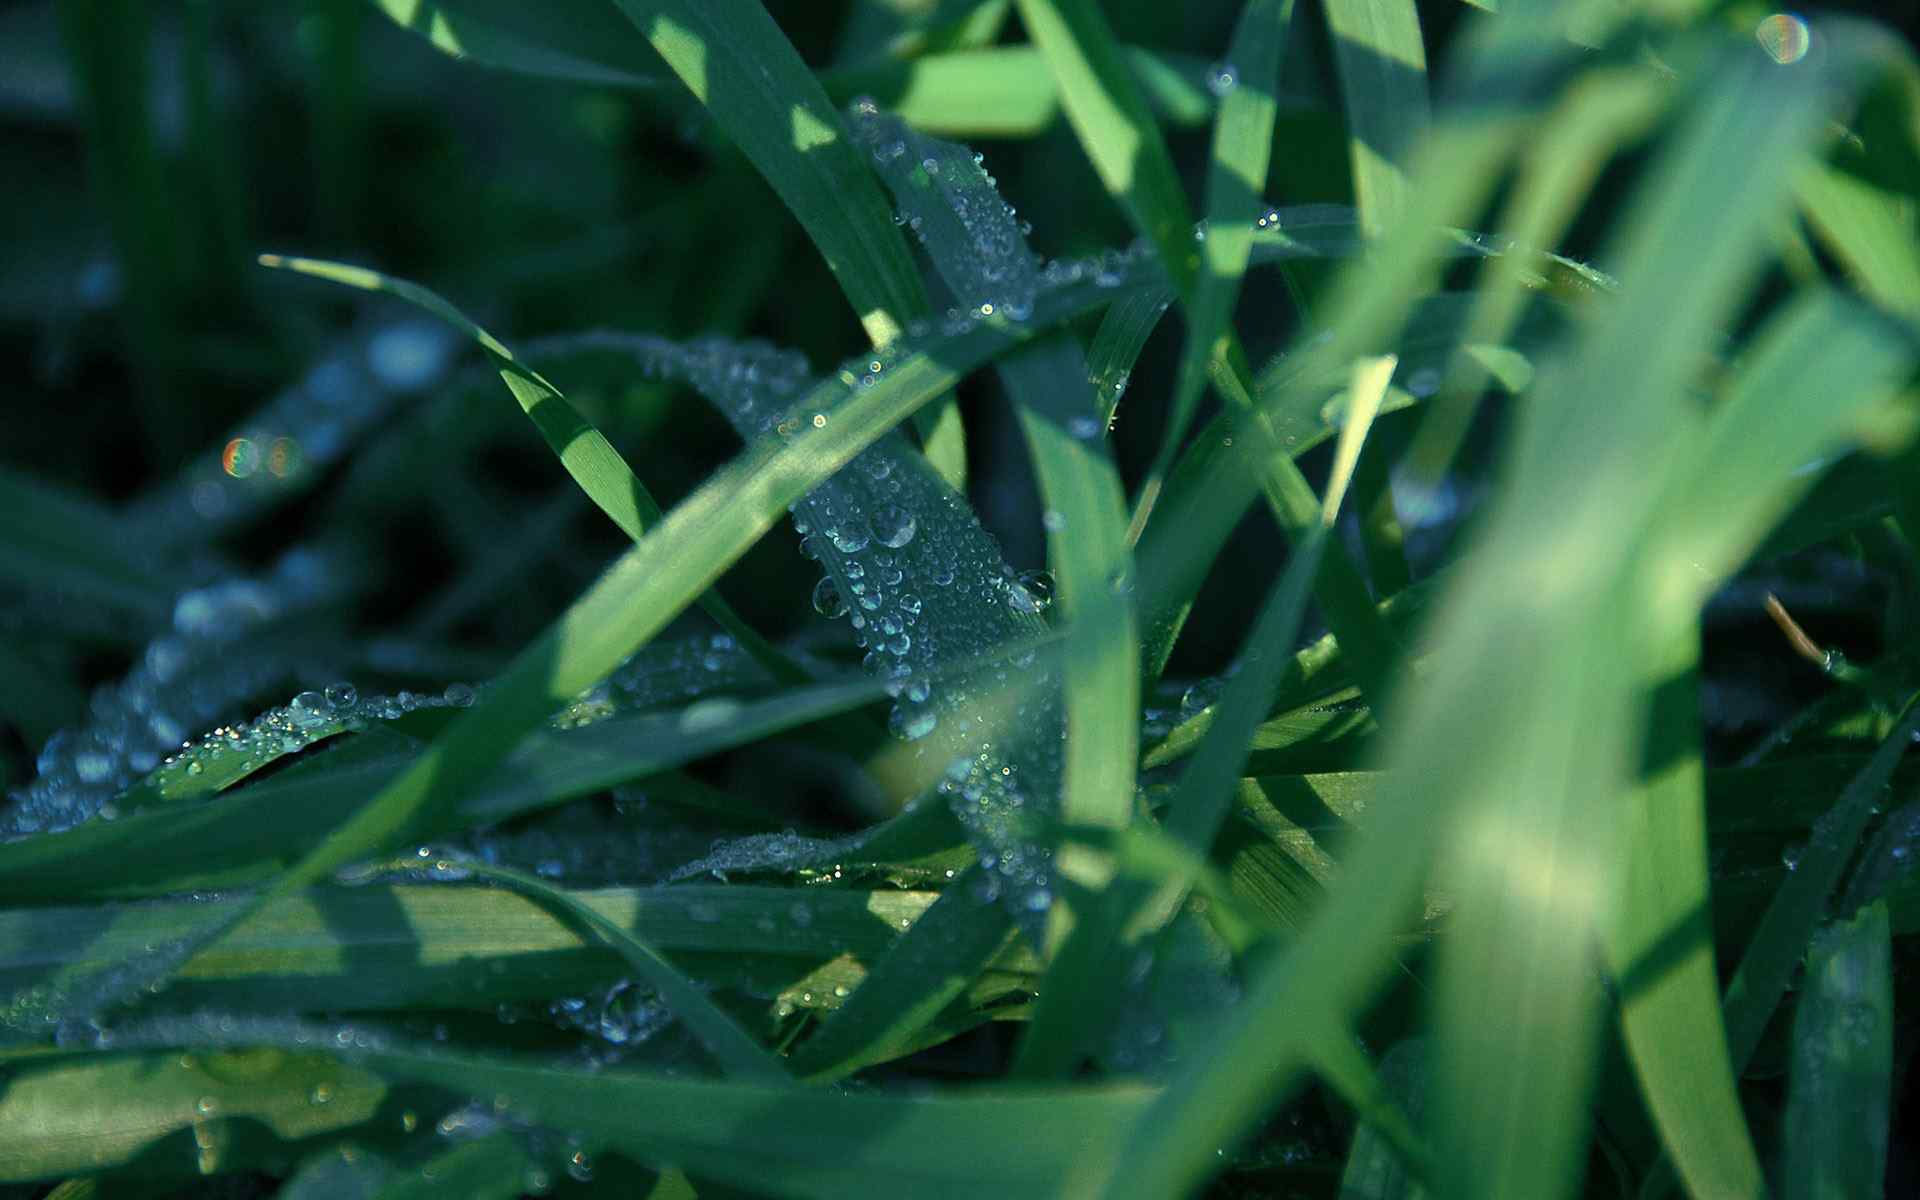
[[1756, 13, 1811, 65]]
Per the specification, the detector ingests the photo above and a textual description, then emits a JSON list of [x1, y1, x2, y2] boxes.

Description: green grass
[[3, 1, 1920, 1197]]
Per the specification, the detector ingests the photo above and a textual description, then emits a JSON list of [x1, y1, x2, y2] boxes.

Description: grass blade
[[369, 0, 669, 88], [611, 0, 967, 484], [1782, 902, 1895, 1200], [1146, 0, 1296, 491], [1323, 0, 1430, 238], [1722, 695, 1920, 1072], [258, 255, 809, 686], [417, 860, 788, 1082]]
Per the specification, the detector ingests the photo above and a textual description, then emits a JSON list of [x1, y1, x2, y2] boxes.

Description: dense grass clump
[[5, 1, 1920, 1197]]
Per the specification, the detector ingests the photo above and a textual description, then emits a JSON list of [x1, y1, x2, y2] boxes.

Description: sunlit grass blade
[[259, 254, 808, 686], [1782, 902, 1895, 1200], [788, 866, 1017, 1081], [610, 0, 966, 484], [1606, 287, 1916, 1200], [822, 43, 1238, 138], [410, 860, 787, 1082], [1324, 0, 1430, 239], [1795, 161, 1920, 319], [0, 1049, 386, 1182]]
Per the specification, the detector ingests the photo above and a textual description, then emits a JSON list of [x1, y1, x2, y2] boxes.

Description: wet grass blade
[[855, 110, 1138, 899], [1782, 902, 1894, 1200], [610, 0, 967, 484], [416, 861, 788, 1082], [1323, 0, 1430, 238]]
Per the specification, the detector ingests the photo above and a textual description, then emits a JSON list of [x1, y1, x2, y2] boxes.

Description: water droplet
[[442, 682, 474, 707], [289, 691, 329, 728], [1207, 62, 1238, 96], [1041, 509, 1067, 533], [1010, 569, 1055, 614], [324, 683, 357, 709], [890, 706, 938, 741], [1782, 843, 1804, 871], [811, 577, 848, 618], [870, 504, 918, 548]]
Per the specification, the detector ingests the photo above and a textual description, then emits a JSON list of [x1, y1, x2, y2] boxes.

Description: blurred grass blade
[[374, 1134, 532, 1200], [1146, 0, 1295, 492], [1795, 161, 1920, 318], [0, 468, 175, 623], [1608, 288, 1914, 1200], [258, 254, 807, 686], [1399, 66, 1664, 514], [610, 0, 966, 484], [1337, 1039, 1431, 1200], [425, 861, 788, 1082], [1323, 0, 1430, 238], [1324, 355, 1396, 523], [369, 0, 669, 88], [1782, 902, 1894, 1200]]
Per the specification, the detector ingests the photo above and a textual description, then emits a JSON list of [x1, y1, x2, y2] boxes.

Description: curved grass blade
[[401, 861, 785, 1082], [258, 254, 808, 688], [1323, 0, 1430, 239], [609, 0, 966, 484], [1782, 902, 1894, 1200]]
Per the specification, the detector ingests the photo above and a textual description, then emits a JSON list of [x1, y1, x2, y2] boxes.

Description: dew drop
[[870, 504, 918, 548], [811, 577, 848, 618]]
